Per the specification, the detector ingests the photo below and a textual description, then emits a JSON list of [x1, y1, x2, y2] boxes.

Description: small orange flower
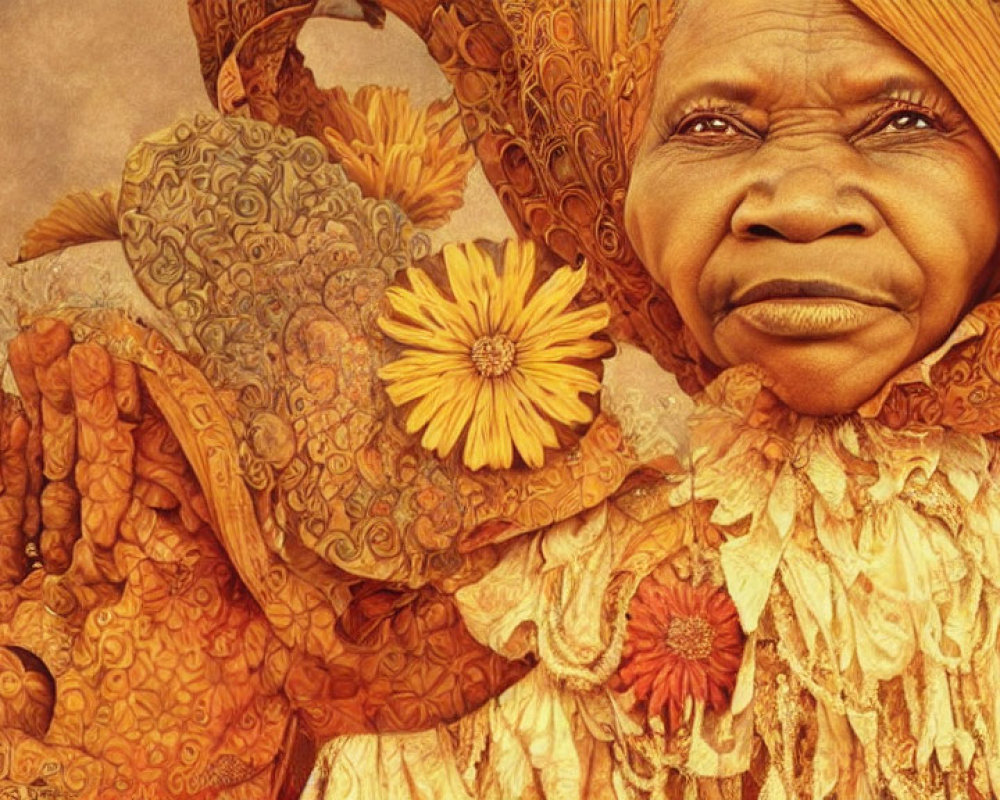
[[618, 578, 744, 733]]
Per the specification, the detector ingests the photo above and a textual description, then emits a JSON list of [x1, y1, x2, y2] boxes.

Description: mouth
[[730, 279, 898, 309], [724, 280, 899, 339]]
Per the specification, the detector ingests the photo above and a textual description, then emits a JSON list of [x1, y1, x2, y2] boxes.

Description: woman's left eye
[[878, 110, 936, 133]]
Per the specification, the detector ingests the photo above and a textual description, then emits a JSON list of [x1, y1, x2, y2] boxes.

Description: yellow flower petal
[[487, 380, 514, 469], [407, 268, 476, 341], [377, 351, 471, 382], [528, 388, 594, 427], [444, 242, 493, 334], [520, 362, 602, 394], [464, 380, 508, 470], [403, 387, 455, 434], [501, 379, 558, 468], [491, 239, 535, 333], [384, 284, 440, 327], [518, 303, 612, 353], [383, 371, 457, 407], [508, 264, 588, 341], [421, 375, 481, 457], [380, 352, 466, 375], [498, 381, 541, 469], [378, 316, 468, 353], [516, 340, 612, 365], [512, 367, 596, 426]]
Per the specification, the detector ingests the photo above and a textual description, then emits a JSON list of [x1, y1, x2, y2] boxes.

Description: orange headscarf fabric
[[848, 0, 1000, 160]]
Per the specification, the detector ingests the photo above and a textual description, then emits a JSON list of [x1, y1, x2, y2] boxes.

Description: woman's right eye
[[675, 114, 758, 140]]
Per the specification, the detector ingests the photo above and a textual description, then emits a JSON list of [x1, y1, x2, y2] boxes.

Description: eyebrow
[[837, 71, 944, 103], [657, 70, 945, 116], [657, 79, 761, 110]]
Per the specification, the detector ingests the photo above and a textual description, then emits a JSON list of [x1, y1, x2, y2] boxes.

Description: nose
[[731, 163, 882, 243]]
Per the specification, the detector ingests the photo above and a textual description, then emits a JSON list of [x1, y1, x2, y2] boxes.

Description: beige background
[[0, 2, 511, 263]]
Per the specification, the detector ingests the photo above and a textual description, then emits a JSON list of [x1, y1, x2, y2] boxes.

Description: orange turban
[[848, 0, 1000, 158]]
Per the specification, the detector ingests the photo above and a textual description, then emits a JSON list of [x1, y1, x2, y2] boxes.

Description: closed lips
[[729, 279, 899, 310]]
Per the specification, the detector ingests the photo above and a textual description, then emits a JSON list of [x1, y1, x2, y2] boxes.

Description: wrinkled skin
[[626, 0, 1000, 415]]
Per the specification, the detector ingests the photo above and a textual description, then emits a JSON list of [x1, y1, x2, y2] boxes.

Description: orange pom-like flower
[[618, 578, 745, 733]]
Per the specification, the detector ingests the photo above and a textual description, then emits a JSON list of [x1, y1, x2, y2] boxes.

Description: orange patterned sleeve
[[0, 316, 533, 799]]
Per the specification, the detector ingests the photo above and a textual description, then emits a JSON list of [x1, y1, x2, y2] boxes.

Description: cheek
[[986, 237, 1000, 297], [972, 165, 1000, 294], [874, 145, 1000, 334], [946, 163, 1000, 281], [889, 152, 1000, 318], [625, 160, 730, 301], [624, 166, 674, 292]]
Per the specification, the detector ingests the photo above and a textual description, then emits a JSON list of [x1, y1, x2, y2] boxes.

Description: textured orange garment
[[1, 2, 999, 799]]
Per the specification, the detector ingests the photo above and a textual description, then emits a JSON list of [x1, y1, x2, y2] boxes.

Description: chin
[[740, 351, 905, 417], [708, 309, 927, 416], [767, 378, 878, 417]]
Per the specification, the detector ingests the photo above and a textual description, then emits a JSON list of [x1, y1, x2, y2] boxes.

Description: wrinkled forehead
[[654, 0, 1000, 160], [668, 0, 866, 46], [653, 0, 932, 109]]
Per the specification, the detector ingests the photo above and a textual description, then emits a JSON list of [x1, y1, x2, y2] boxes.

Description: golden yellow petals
[[323, 87, 475, 229], [377, 240, 610, 470]]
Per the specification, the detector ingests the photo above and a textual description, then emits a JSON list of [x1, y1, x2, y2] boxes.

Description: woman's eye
[[878, 110, 936, 133], [677, 116, 748, 137]]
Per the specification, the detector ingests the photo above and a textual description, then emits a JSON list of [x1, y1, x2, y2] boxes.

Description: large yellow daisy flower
[[378, 240, 611, 470]]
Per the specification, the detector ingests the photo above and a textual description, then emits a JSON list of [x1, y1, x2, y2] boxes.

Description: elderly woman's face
[[625, 0, 1000, 414]]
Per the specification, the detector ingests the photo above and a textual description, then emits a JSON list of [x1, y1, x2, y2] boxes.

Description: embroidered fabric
[[690, 366, 1000, 799], [307, 327, 1000, 799]]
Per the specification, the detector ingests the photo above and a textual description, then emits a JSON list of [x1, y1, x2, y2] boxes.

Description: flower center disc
[[665, 615, 715, 661], [471, 334, 516, 378]]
